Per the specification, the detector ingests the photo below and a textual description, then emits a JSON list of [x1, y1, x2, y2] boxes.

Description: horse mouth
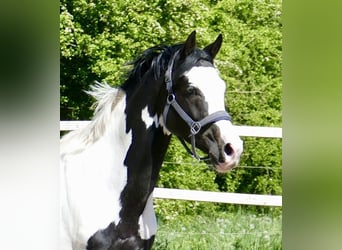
[[213, 161, 236, 173], [208, 151, 239, 173], [195, 131, 242, 173]]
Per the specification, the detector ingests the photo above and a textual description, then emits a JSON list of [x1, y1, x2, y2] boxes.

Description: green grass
[[153, 209, 282, 250]]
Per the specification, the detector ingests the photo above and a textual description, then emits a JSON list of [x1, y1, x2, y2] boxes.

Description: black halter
[[162, 50, 232, 160]]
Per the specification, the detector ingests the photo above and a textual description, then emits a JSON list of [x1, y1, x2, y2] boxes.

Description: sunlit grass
[[153, 209, 282, 250]]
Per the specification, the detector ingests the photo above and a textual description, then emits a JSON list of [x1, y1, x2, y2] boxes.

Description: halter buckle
[[190, 122, 201, 135]]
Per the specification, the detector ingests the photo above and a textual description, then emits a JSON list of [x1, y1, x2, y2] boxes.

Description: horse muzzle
[[206, 125, 243, 173]]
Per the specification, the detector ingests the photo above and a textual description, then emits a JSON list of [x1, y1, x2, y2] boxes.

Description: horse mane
[[61, 43, 183, 155], [121, 44, 182, 92], [60, 82, 125, 156]]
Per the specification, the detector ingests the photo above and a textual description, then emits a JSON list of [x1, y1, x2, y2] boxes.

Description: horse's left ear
[[204, 34, 223, 60]]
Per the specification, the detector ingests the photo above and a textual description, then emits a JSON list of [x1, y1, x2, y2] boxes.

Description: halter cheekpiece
[[162, 50, 232, 160]]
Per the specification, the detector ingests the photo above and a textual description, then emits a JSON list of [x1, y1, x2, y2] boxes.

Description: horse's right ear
[[179, 31, 197, 60]]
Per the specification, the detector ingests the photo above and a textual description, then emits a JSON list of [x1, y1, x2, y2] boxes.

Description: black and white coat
[[60, 31, 243, 250]]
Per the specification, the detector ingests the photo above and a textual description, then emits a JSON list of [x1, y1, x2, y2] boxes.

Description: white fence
[[60, 121, 282, 207]]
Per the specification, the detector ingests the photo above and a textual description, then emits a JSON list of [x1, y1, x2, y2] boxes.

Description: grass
[[153, 209, 282, 250]]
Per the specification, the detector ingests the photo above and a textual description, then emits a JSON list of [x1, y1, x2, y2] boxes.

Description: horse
[[60, 31, 243, 250]]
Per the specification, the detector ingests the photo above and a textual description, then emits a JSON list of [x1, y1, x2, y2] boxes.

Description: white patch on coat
[[184, 66, 243, 164], [60, 85, 132, 250], [158, 115, 171, 135], [138, 193, 157, 239], [141, 106, 154, 128], [184, 66, 226, 115]]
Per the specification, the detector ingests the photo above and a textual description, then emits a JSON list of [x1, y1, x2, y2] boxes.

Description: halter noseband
[[162, 50, 232, 160]]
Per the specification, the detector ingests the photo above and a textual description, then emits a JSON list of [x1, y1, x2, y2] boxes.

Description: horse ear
[[180, 31, 197, 60], [204, 34, 223, 60]]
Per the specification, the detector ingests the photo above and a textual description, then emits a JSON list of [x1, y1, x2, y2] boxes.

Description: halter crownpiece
[[162, 50, 232, 160]]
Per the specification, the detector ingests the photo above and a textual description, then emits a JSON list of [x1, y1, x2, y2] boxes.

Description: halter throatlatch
[[162, 50, 232, 160]]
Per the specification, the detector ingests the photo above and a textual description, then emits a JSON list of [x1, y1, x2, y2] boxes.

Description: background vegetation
[[154, 209, 282, 249], [60, 0, 282, 247]]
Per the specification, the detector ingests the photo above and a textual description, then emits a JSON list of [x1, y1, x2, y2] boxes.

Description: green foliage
[[60, 0, 282, 219]]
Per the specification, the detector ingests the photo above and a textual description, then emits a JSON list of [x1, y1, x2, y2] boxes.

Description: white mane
[[60, 82, 125, 156]]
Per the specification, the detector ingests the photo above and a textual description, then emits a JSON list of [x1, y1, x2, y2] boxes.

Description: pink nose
[[215, 161, 236, 173], [215, 141, 242, 173]]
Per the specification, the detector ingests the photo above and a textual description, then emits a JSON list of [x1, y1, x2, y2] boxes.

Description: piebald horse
[[60, 31, 243, 250]]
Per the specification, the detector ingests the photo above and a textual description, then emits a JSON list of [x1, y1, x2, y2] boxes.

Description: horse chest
[[61, 135, 131, 248]]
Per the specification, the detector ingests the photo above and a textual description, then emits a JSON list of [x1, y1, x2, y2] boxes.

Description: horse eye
[[186, 87, 196, 95]]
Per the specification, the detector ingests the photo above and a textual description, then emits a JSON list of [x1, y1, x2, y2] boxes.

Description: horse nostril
[[224, 143, 234, 156]]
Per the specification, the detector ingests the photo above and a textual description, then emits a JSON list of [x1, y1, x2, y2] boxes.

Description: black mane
[[120, 40, 215, 94], [120, 44, 182, 92]]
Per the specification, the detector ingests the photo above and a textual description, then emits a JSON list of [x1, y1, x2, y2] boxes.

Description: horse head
[[161, 31, 243, 173]]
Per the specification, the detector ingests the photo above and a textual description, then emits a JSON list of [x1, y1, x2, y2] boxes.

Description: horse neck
[[123, 74, 171, 189]]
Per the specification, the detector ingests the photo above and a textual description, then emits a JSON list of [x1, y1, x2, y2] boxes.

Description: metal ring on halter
[[167, 94, 175, 104], [190, 122, 201, 135]]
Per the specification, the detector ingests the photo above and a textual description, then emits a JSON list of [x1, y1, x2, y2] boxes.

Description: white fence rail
[[153, 188, 282, 206], [60, 121, 282, 206], [60, 121, 282, 138]]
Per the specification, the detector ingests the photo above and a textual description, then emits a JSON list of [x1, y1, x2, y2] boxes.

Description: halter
[[162, 50, 232, 160]]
